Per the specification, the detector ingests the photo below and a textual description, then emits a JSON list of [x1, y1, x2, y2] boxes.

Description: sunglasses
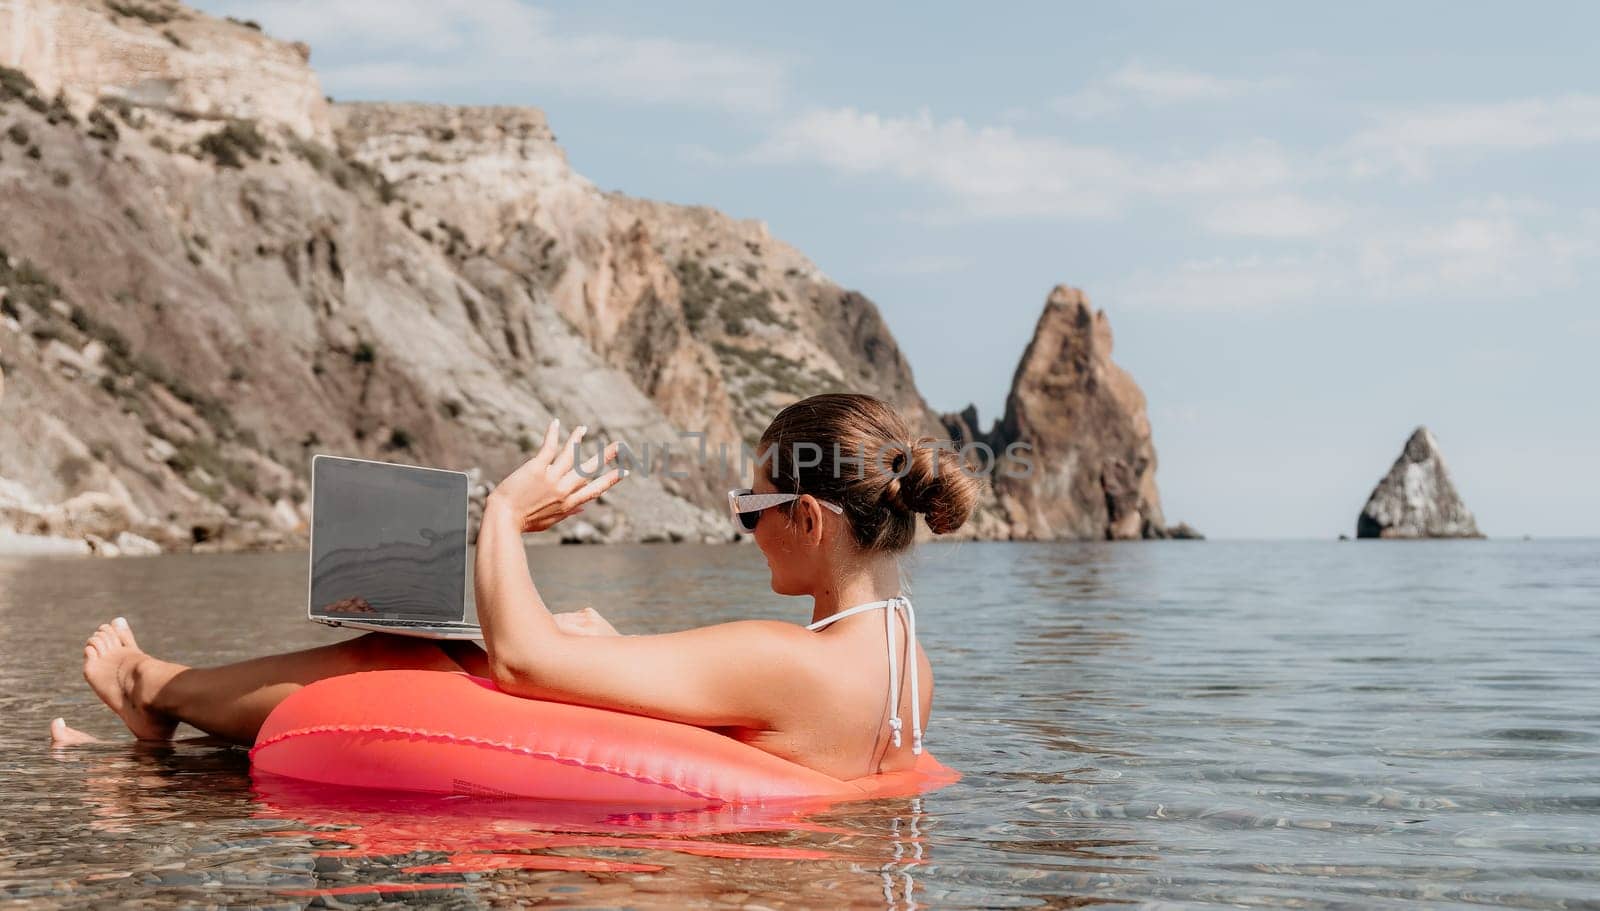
[[726, 488, 845, 533]]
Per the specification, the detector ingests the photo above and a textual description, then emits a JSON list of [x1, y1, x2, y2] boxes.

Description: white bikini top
[[805, 595, 923, 755]]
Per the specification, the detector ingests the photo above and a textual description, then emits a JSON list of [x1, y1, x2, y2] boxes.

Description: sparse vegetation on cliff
[[86, 107, 121, 143], [196, 119, 265, 168], [0, 64, 44, 110], [107, 2, 174, 25], [289, 137, 396, 203], [712, 340, 839, 407], [45, 93, 76, 126], [675, 258, 796, 335], [0, 247, 64, 315]]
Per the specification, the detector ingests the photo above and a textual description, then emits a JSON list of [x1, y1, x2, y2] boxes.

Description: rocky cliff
[[0, 0, 1176, 554], [1357, 427, 1482, 539], [0, 0, 942, 552], [1, 0, 329, 138], [943, 286, 1190, 541]]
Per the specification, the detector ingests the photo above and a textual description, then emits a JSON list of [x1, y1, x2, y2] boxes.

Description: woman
[[56, 393, 978, 780]]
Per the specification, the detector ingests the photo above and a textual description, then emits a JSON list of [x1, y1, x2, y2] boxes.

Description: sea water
[[0, 539, 1596, 908]]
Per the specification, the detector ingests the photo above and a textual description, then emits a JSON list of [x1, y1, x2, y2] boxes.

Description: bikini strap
[[806, 596, 923, 756]]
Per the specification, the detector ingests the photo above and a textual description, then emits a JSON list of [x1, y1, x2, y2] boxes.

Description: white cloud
[[1356, 212, 1596, 299], [742, 87, 1600, 230], [1118, 207, 1598, 312], [201, 0, 789, 113], [1107, 61, 1259, 104], [1201, 194, 1350, 238], [749, 107, 1296, 219], [1055, 60, 1276, 118], [740, 85, 1598, 310], [750, 107, 1135, 217], [1344, 94, 1600, 178]]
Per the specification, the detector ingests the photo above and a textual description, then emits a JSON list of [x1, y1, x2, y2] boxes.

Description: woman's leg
[[81, 617, 490, 744]]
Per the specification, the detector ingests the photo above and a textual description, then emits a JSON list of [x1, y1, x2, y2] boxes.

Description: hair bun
[[758, 393, 977, 553], [886, 438, 979, 535]]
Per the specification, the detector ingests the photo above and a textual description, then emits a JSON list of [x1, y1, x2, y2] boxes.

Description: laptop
[[307, 454, 483, 640]]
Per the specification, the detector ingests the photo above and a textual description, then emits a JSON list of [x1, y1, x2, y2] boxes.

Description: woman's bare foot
[[82, 617, 180, 741], [49, 717, 102, 746]]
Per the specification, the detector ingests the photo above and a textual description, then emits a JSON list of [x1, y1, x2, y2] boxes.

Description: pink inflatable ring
[[250, 670, 959, 806]]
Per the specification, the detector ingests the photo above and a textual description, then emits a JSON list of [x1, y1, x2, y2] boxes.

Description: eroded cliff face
[[327, 102, 941, 506], [944, 286, 1180, 541], [329, 102, 939, 439], [0, 0, 943, 552]]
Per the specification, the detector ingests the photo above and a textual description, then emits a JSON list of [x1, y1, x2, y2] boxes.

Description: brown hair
[[757, 393, 979, 552]]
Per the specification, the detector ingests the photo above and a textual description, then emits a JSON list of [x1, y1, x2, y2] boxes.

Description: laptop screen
[[309, 456, 468, 622]]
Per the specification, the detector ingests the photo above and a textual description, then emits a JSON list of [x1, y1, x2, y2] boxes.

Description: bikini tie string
[[805, 595, 923, 756]]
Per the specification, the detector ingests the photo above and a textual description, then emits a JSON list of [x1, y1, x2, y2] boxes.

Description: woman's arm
[[553, 607, 620, 637], [474, 421, 818, 729]]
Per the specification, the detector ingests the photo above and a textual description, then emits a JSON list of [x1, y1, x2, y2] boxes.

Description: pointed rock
[[1357, 427, 1482, 539], [943, 285, 1181, 540]]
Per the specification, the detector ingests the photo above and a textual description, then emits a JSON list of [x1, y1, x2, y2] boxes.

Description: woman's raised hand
[[488, 419, 626, 533]]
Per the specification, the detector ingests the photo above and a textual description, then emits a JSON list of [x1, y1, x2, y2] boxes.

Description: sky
[[196, 0, 1600, 539]]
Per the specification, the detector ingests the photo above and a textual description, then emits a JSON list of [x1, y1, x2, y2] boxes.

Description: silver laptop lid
[[308, 455, 469, 623]]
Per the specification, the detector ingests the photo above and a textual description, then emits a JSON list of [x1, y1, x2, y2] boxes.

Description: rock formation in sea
[[1356, 427, 1482, 539], [0, 0, 1178, 552], [942, 286, 1196, 541]]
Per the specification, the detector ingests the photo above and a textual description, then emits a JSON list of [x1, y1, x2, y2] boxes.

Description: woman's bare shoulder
[[679, 618, 820, 646]]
